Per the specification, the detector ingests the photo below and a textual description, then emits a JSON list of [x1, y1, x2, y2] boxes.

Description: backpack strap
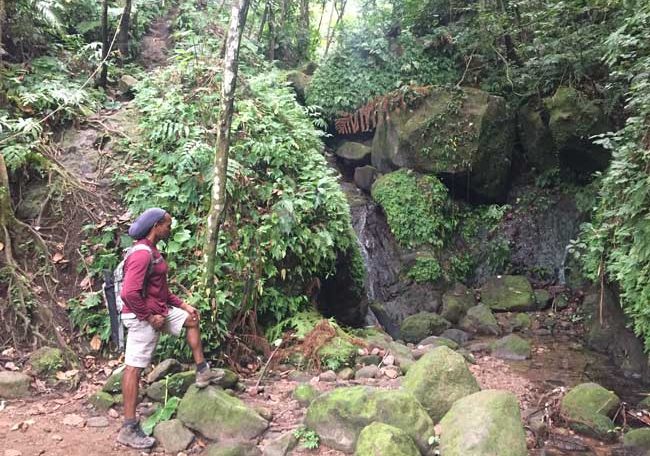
[[124, 244, 160, 298]]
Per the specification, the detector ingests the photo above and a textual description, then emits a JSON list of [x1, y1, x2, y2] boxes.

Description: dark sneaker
[[117, 423, 155, 449], [195, 367, 225, 388]]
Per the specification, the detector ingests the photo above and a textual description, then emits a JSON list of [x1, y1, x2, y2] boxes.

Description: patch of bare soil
[[138, 9, 176, 69]]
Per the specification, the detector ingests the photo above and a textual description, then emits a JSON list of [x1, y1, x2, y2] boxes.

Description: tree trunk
[[98, 0, 109, 87], [323, 1, 336, 56], [256, 1, 268, 43], [325, 0, 346, 56], [204, 0, 251, 299], [118, 0, 132, 60], [0, 0, 5, 65], [317, 0, 327, 32], [267, 0, 275, 60], [297, 0, 310, 62]]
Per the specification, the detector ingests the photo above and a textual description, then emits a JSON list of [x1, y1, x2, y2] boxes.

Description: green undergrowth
[[77, 1, 362, 358]]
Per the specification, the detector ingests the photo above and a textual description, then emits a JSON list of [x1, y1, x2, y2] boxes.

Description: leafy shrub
[[407, 256, 443, 283]]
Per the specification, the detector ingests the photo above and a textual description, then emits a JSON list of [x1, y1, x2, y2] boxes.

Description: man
[[117, 208, 222, 449]]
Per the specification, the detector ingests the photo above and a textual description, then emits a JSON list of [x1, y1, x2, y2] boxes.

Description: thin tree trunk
[[267, 0, 276, 60], [317, 0, 327, 32], [98, 0, 109, 87], [323, 1, 335, 56], [256, 2, 268, 43], [118, 0, 132, 60], [297, 0, 309, 61], [325, 0, 346, 56], [0, 0, 5, 65], [204, 0, 251, 299]]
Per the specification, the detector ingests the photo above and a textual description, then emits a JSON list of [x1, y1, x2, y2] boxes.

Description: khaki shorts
[[122, 307, 189, 368]]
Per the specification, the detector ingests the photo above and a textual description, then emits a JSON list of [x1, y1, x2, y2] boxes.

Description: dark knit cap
[[128, 208, 167, 240]]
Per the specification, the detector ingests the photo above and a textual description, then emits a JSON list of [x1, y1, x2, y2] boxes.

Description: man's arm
[[121, 250, 153, 320], [167, 292, 184, 308]]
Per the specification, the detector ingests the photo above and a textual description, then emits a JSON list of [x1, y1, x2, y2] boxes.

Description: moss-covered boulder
[[355, 422, 420, 456], [88, 391, 115, 410], [146, 358, 183, 383], [293, 383, 318, 407], [178, 385, 268, 440], [480, 275, 535, 312], [459, 304, 501, 336], [508, 313, 532, 332], [534, 289, 552, 310], [418, 336, 459, 350], [543, 87, 610, 174], [439, 389, 527, 456], [560, 382, 620, 441], [102, 366, 125, 393], [29, 347, 64, 376], [0, 371, 31, 399], [402, 346, 480, 422], [371, 87, 514, 201], [623, 428, 650, 451], [146, 371, 195, 402], [304, 386, 435, 454], [286, 70, 311, 105], [400, 312, 451, 344], [336, 141, 372, 163], [489, 334, 531, 360], [206, 442, 262, 456], [517, 99, 559, 172], [354, 165, 378, 192], [440, 284, 476, 324]]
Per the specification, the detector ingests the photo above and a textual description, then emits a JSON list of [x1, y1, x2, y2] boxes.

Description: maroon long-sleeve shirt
[[120, 238, 183, 320]]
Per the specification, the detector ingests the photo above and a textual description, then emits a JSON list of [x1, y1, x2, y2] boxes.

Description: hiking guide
[[116, 208, 223, 449]]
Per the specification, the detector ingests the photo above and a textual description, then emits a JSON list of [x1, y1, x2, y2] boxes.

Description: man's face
[[156, 214, 173, 240]]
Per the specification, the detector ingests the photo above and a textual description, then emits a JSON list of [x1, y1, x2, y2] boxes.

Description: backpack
[[103, 244, 161, 349]]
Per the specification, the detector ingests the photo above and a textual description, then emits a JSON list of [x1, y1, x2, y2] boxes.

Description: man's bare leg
[[183, 317, 223, 387]]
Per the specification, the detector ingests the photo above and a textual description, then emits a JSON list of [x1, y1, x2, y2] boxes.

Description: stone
[[337, 367, 355, 380], [554, 294, 569, 310], [214, 368, 240, 389], [319, 370, 338, 382], [355, 422, 420, 456], [206, 442, 262, 456], [86, 416, 109, 428], [418, 336, 459, 350], [383, 367, 400, 379], [262, 431, 298, 456], [146, 358, 183, 383], [292, 383, 318, 407], [440, 283, 476, 323], [480, 275, 536, 312], [63, 414, 85, 427], [490, 334, 532, 360], [0, 371, 31, 399], [440, 328, 471, 345], [623, 428, 650, 451], [305, 385, 435, 454], [517, 99, 559, 172], [118, 74, 138, 94], [534, 289, 552, 310], [371, 86, 514, 201], [560, 382, 620, 441], [638, 396, 650, 410], [356, 354, 382, 366], [457, 349, 476, 364], [355, 365, 379, 379], [146, 370, 195, 402], [153, 419, 194, 454], [509, 313, 532, 332], [362, 330, 415, 373], [102, 366, 125, 393], [88, 391, 115, 410], [29, 347, 64, 376], [399, 311, 451, 343], [459, 304, 501, 336], [354, 165, 378, 192], [4, 450, 22, 456], [177, 385, 268, 440], [383, 355, 395, 365], [335, 141, 372, 163], [439, 390, 527, 456], [402, 346, 480, 422], [286, 70, 311, 104]]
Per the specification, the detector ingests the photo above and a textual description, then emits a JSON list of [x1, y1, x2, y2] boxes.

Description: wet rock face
[[439, 389, 528, 456], [371, 87, 515, 201], [560, 382, 620, 441]]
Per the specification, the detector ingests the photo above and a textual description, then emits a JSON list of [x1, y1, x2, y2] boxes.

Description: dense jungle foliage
[[1, 0, 650, 356]]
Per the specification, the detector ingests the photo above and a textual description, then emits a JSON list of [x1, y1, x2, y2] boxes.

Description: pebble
[[370, 347, 380, 356], [63, 413, 86, 427], [108, 408, 119, 419], [51, 434, 63, 442], [383, 367, 400, 379], [87, 416, 110, 428], [383, 355, 395, 366]]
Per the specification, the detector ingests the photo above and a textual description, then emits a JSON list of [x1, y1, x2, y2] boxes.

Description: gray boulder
[[459, 304, 501, 336], [440, 283, 476, 323], [102, 366, 125, 393], [490, 334, 532, 360], [402, 346, 480, 422], [440, 328, 471, 345], [560, 382, 620, 441], [146, 371, 195, 402], [0, 371, 31, 399], [354, 165, 378, 192], [206, 442, 262, 456], [439, 390, 527, 456], [400, 311, 451, 344], [262, 431, 298, 456], [153, 419, 194, 453], [147, 358, 183, 383], [480, 275, 535, 311], [336, 141, 372, 164]]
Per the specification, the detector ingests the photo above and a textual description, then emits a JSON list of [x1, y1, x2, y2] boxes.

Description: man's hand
[[182, 303, 200, 322], [147, 314, 165, 330]]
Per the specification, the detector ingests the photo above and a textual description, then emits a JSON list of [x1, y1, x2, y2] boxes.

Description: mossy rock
[[146, 371, 195, 402], [560, 382, 620, 441], [317, 336, 358, 370], [517, 99, 559, 172], [402, 346, 480, 423], [178, 385, 268, 440], [441, 283, 476, 324], [88, 391, 115, 410], [480, 275, 535, 312], [293, 383, 318, 407], [418, 336, 459, 350], [102, 366, 125, 393], [286, 70, 311, 104], [29, 347, 64, 376], [355, 422, 420, 456], [638, 396, 650, 410], [153, 419, 195, 454], [490, 334, 531, 360], [534, 289, 552, 310], [305, 386, 435, 454], [147, 358, 183, 383], [439, 389, 527, 456], [400, 312, 451, 344], [335, 141, 372, 162], [509, 313, 532, 332], [205, 442, 262, 456], [459, 304, 501, 336], [623, 428, 650, 450]]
